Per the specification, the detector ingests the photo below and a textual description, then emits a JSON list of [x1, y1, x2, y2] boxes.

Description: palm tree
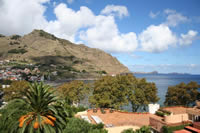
[[10, 82, 67, 133]]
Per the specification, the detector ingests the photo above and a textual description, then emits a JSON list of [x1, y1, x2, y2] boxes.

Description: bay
[[134, 74, 200, 106]]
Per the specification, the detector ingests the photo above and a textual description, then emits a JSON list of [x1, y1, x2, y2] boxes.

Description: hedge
[[162, 124, 190, 133]]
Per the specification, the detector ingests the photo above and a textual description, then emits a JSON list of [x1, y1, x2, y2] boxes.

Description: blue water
[[134, 74, 200, 106]]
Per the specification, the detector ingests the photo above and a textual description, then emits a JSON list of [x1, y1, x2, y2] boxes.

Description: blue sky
[[0, 0, 200, 74]]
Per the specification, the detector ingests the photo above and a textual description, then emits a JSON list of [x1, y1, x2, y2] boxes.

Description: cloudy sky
[[0, 0, 200, 74]]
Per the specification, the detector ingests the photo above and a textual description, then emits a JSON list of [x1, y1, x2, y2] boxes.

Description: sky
[[0, 0, 200, 74]]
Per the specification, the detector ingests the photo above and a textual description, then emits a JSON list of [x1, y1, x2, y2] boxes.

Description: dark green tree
[[89, 74, 159, 112], [129, 78, 159, 112], [89, 75, 130, 109], [164, 81, 200, 106]]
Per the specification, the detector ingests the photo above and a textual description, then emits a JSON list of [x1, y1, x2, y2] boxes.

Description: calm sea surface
[[134, 74, 200, 106]]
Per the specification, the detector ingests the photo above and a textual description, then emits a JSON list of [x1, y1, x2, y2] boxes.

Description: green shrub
[[39, 30, 57, 40], [10, 35, 21, 40], [82, 70, 87, 73], [95, 71, 107, 74], [159, 108, 171, 115], [122, 128, 134, 133], [63, 118, 107, 133], [0, 34, 5, 37], [122, 126, 151, 133], [155, 111, 165, 117], [8, 48, 27, 54], [162, 124, 190, 133]]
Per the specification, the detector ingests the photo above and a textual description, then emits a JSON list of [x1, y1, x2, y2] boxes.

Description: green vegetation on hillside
[[8, 48, 27, 54], [10, 35, 21, 40], [38, 30, 57, 40], [0, 34, 5, 37]]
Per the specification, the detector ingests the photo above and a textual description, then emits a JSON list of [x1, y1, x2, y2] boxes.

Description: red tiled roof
[[174, 129, 192, 133], [86, 109, 161, 127], [185, 126, 200, 133]]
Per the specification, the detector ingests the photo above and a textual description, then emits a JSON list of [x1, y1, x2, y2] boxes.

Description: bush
[[82, 70, 87, 73], [63, 118, 107, 133], [39, 30, 57, 40], [162, 124, 190, 133], [0, 34, 5, 37], [10, 35, 21, 40], [122, 126, 151, 133], [159, 108, 171, 115], [122, 128, 134, 133], [155, 111, 165, 117], [8, 48, 27, 54]]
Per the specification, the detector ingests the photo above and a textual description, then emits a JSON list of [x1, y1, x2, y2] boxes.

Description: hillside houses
[[0, 60, 43, 82]]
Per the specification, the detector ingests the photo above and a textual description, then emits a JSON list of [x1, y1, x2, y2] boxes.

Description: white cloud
[[164, 9, 189, 27], [67, 0, 74, 4], [101, 5, 129, 18], [45, 3, 95, 42], [149, 11, 159, 19], [139, 24, 177, 52], [179, 30, 198, 45], [0, 0, 48, 35], [80, 15, 138, 53]]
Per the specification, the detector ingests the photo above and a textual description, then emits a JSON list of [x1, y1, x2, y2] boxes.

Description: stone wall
[[164, 114, 188, 123]]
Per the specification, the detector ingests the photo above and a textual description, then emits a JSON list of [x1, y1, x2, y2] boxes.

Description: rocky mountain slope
[[0, 30, 129, 78]]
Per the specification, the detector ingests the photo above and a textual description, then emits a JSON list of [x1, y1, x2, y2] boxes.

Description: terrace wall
[[164, 114, 188, 123]]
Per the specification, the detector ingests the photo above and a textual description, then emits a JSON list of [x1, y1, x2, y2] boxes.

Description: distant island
[[133, 71, 158, 74], [133, 71, 191, 75]]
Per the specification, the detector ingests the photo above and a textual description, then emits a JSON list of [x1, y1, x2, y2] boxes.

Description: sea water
[[134, 74, 200, 106]]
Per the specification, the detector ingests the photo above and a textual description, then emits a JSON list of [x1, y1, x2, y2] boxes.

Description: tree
[[6, 82, 67, 133], [164, 81, 200, 106], [89, 75, 130, 109], [3, 80, 29, 101], [89, 74, 159, 112], [128, 78, 159, 112], [57, 81, 90, 106]]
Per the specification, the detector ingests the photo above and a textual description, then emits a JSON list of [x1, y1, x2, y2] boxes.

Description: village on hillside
[[0, 59, 45, 82]]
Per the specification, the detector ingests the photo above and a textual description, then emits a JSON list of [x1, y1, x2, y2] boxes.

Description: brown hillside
[[0, 30, 129, 75]]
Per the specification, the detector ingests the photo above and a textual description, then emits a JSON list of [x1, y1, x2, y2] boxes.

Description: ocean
[[134, 74, 200, 106]]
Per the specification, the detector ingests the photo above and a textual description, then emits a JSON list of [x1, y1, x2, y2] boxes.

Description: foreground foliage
[[1, 82, 67, 133], [63, 118, 107, 133], [0, 99, 29, 132], [164, 81, 200, 106], [122, 126, 151, 133]]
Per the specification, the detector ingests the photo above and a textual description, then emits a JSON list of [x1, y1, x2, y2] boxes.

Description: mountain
[[0, 30, 129, 78]]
